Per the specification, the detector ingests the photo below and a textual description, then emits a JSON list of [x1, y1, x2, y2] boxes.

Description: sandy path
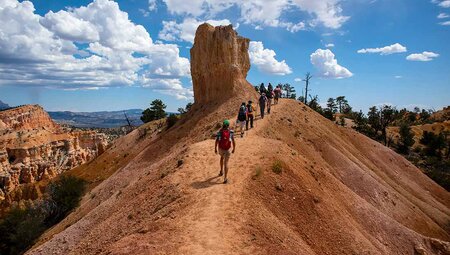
[[171, 103, 275, 254]]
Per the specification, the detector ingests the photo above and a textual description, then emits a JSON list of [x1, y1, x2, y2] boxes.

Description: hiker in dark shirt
[[246, 100, 255, 130]]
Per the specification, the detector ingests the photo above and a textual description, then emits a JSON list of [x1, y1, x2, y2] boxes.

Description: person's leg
[[250, 115, 254, 128], [260, 106, 265, 119], [219, 155, 224, 176], [246, 117, 249, 130], [223, 153, 230, 183]]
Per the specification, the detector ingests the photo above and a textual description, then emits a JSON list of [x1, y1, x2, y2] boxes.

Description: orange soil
[[28, 99, 449, 255]]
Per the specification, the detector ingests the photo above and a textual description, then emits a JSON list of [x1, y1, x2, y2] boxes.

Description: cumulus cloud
[[437, 13, 449, 18], [406, 51, 439, 61], [439, 20, 450, 25], [159, 18, 232, 43], [325, 43, 335, 48], [439, 0, 450, 8], [0, 0, 192, 99], [294, 78, 302, 82], [161, 0, 348, 31], [249, 41, 292, 75], [310, 49, 353, 79], [357, 43, 407, 55]]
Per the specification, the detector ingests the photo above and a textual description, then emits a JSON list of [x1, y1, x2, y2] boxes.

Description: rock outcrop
[[190, 24, 255, 105], [0, 105, 58, 131], [0, 105, 108, 205]]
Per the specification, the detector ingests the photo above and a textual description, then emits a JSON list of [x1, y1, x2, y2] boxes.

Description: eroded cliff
[[0, 105, 107, 205]]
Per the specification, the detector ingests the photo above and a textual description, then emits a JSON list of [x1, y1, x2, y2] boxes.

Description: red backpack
[[218, 129, 231, 150]]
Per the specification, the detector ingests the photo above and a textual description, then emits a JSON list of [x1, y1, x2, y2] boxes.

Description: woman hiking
[[215, 120, 235, 184], [258, 92, 268, 119], [246, 100, 255, 130], [236, 102, 247, 137]]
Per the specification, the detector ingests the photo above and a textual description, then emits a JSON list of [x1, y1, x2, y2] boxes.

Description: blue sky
[[0, 0, 449, 112]]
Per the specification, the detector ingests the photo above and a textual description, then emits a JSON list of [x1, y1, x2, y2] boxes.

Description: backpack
[[238, 106, 247, 121], [247, 104, 253, 114], [259, 95, 266, 105], [218, 129, 232, 150]]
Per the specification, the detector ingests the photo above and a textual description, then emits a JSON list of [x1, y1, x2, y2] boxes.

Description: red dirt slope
[[28, 99, 449, 255]]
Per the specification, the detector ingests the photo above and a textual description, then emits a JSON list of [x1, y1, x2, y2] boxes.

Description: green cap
[[223, 119, 230, 126]]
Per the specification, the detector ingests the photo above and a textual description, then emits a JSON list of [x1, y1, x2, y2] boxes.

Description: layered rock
[[0, 105, 108, 205], [190, 24, 255, 105], [0, 105, 59, 131]]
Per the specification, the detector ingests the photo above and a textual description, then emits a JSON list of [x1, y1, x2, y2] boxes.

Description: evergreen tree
[[398, 122, 415, 154], [326, 98, 338, 113], [141, 99, 167, 123]]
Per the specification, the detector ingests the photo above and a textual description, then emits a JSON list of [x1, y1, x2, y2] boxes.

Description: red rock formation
[[190, 24, 255, 105], [0, 105, 108, 206], [0, 105, 59, 131]]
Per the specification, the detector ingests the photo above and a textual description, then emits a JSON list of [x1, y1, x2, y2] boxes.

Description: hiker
[[246, 100, 255, 130], [274, 85, 281, 104], [267, 86, 274, 114], [215, 120, 235, 184], [236, 102, 247, 137], [259, 92, 268, 119], [259, 83, 266, 94], [268, 83, 273, 96]]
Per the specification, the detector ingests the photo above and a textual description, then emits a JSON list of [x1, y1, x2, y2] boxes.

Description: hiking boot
[[223, 178, 228, 184], [241, 132, 244, 138]]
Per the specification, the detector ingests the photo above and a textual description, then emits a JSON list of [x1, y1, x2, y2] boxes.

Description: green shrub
[[272, 160, 283, 174], [46, 175, 86, 224], [0, 203, 46, 255]]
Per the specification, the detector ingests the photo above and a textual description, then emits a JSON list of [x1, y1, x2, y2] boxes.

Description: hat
[[248, 100, 252, 104], [223, 119, 230, 127]]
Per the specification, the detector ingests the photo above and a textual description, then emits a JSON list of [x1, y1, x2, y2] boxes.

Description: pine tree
[[398, 122, 415, 154], [141, 99, 167, 123]]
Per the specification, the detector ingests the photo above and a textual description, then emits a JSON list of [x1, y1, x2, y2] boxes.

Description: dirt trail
[[170, 103, 274, 254]]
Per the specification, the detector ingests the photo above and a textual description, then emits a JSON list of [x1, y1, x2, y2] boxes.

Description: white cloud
[[0, 0, 192, 99], [406, 51, 439, 61], [310, 49, 353, 79], [325, 43, 335, 48], [294, 78, 302, 82], [160, 0, 349, 31], [357, 43, 407, 55], [148, 0, 157, 11], [439, 0, 450, 8], [249, 41, 292, 75], [437, 13, 449, 18], [291, 0, 350, 29], [159, 18, 232, 43], [439, 20, 450, 25], [395, 75, 402, 79]]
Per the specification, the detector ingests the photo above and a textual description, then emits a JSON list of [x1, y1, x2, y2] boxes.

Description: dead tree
[[303, 72, 312, 104]]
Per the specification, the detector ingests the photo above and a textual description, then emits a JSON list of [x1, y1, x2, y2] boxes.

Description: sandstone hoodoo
[[191, 24, 255, 104], [0, 105, 108, 206]]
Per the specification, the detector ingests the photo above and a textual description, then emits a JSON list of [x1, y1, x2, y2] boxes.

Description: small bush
[[166, 114, 179, 129], [272, 160, 283, 174]]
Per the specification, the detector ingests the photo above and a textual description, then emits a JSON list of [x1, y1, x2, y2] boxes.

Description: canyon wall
[[0, 105, 108, 204]]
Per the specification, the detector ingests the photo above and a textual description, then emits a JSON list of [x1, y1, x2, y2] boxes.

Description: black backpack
[[259, 95, 266, 105], [238, 106, 246, 121], [247, 104, 253, 113]]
